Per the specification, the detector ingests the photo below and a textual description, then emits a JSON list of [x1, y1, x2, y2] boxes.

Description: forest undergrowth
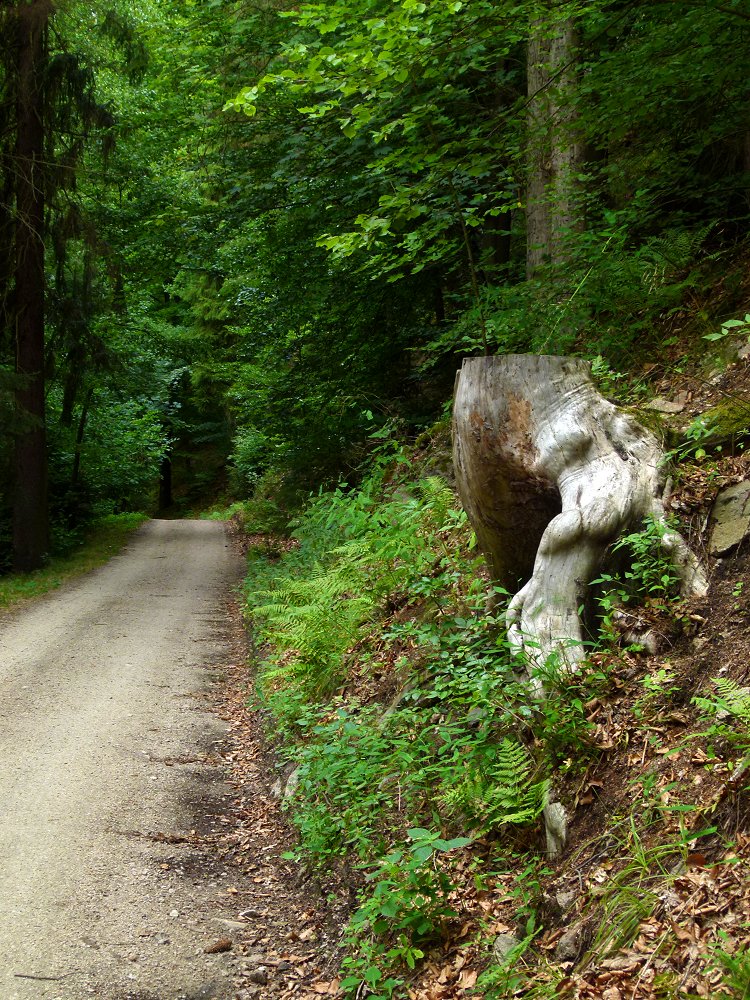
[[237, 355, 750, 1000], [0, 512, 147, 611]]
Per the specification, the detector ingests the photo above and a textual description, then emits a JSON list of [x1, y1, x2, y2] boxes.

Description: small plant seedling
[[703, 313, 750, 342]]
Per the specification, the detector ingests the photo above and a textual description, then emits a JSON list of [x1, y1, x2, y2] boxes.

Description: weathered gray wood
[[452, 355, 707, 674]]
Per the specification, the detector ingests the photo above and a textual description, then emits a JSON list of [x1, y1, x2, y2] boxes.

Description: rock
[[555, 890, 576, 912], [244, 967, 269, 985], [270, 778, 283, 799], [212, 918, 248, 930], [637, 629, 662, 656], [555, 926, 581, 963], [493, 933, 520, 962], [709, 481, 750, 556], [613, 610, 664, 655], [543, 801, 567, 857], [284, 767, 300, 800], [698, 398, 750, 447], [644, 395, 686, 414]]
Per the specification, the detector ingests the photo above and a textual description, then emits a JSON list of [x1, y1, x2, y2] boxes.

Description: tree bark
[[452, 355, 707, 676], [159, 453, 173, 510], [526, 22, 553, 278], [526, 13, 583, 279], [12, 0, 52, 571], [71, 388, 92, 488]]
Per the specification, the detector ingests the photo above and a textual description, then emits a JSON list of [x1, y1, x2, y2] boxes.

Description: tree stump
[[452, 355, 707, 674]]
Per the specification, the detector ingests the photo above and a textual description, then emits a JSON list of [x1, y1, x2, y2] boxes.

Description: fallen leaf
[[204, 938, 233, 954], [458, 969, 478, 990]]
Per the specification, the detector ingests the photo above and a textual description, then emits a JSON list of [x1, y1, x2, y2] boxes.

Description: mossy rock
[[698, 396, 750, 446]]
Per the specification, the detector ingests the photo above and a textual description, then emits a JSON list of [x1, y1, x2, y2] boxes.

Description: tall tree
[[13, 0, 51, 570], [526, 9, 583, 278]]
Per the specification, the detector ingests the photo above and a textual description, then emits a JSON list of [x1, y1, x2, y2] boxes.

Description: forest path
[[0, 520, 246, 1000]]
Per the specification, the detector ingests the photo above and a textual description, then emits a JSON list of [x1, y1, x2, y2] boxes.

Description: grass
[[0, 512, 147, 610]]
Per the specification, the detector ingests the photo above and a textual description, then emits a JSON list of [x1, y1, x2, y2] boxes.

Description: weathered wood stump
[[452, 355, 707, 674]]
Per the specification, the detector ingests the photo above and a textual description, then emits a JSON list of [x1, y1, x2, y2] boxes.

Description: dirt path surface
[[0, 519, 248, 1000]]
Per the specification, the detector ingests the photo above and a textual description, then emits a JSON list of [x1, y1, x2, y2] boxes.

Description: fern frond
[[439, 739, 548, 831], [712, 677, 750, 720], [417, 476, 457, 532]]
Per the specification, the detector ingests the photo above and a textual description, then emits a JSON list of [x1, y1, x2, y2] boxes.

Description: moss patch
[[700, 395, 750, 445]]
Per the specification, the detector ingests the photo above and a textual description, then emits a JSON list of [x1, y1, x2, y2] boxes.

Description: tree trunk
[[526, 22, 553, 278], [71, 388, 92, 488], [12, 0, 51, 571], [452, 355, 707, 676], [526, 14, 583, 279], [159, 452, 173, 510]]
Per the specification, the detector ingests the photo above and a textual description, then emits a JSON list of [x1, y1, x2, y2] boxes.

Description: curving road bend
[[0, 520, 245, 1000]]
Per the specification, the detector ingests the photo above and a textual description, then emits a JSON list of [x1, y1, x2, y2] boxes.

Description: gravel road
[[0, 520, 246, 1000]]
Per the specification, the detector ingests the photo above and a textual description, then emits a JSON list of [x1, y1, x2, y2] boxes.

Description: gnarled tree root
[[453, 355, 707, 677]]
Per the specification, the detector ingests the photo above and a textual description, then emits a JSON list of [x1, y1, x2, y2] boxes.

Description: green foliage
[[225, 0, 526, 283], [229, 426, 273, 494], [703, 314, 750, 344], [242, 451, 614, 995], [251, 553, 375, 696], [439, 738, 549, 831], [477, 915, 542, 999], [528, 663, 601, 769], [340, 828, 471, 997], [245, 464, 561, 861], [592, 515, 682, 615], [669, 415, 717, 465], [710, 935, 750, 1000], [247, 471, 463, 698], [0, 513, 146, 609], [633, 666, 681, 723], [693, 678, 750, 757], [584, 820, 688, 962], [7, 0, 750, 562], [282, 704, 398, 859], [50, 391, 170, 515]]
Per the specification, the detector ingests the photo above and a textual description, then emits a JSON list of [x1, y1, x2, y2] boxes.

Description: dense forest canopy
[[1, 0, 749, 569]]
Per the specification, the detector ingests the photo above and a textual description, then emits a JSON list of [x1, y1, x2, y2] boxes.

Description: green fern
[[416, 476, 456, 533], [245, 473, 465, 699], [692, 677, 750, 755], [641, 222, 714, 278], [250, 550, 375, 691], [713, 676, 750, 721], [591, 223, 714, 307], [693, 677, 750, 724], [439, 739, 549, 831]]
